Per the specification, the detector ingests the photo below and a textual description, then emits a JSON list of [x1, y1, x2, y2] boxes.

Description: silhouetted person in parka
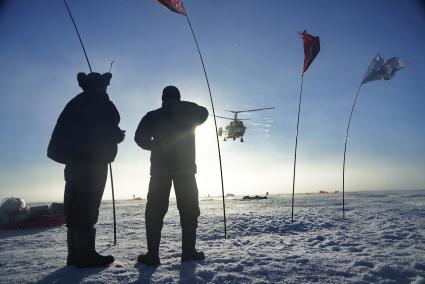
[[47, 72, 125, 268], [135, 86, 208, 266]]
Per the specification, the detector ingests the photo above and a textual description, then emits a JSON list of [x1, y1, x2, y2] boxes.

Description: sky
[[0, 0, 424, 202]]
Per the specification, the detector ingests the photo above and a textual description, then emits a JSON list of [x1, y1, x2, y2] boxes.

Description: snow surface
[[0, 190, 424, 283]]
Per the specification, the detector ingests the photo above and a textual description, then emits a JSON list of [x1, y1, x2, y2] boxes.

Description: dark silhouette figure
[[47, 72, 125, 268], [135, 86, 208, 266]]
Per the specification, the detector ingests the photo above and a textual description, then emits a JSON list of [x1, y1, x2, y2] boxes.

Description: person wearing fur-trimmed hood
[[47, 72, 125, 268]]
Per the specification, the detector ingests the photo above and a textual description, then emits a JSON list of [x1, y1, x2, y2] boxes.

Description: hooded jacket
[[135, 100, 208, 174], [48, 90, 122, 164]]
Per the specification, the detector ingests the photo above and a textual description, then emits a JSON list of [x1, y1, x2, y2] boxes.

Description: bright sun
[[195, 118, 216, 149]]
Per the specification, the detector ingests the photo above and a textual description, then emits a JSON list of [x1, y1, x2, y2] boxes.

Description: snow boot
[[137, 253, 161, 267], [181, 225, 205, 262], [66, 228, 76, 266], [138, 221, 162, 266], [74, 228, 114, 268], [181, 249, 205, 262]]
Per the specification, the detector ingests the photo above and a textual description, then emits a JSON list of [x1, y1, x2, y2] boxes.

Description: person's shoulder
[[142, 108, 162, 120], [147, 108, 163, 116], [63, 93, 84, 109], [70, 92, 85, 102]]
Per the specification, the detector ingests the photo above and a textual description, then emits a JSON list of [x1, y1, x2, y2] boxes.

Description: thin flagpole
[[63, 0, 117, 244], [342, 83, 362, 218], [63, 0, 92, 72], [109, 164, 117, 245], [185, 14, 227, 238], [291, 73, 304, 223]]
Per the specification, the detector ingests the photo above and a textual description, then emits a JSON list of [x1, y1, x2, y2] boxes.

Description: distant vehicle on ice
[[242, 192, 269, 200], [132, 194, 143, 201], [0, 197, 65, 230]]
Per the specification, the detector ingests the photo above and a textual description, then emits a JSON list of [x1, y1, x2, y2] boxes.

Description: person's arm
[[47, 103, 72, 163], [135, 113, 154, 151], [104, 101, 125, 144], [193, 103, 209, 125], [174, 101, 209, 126]]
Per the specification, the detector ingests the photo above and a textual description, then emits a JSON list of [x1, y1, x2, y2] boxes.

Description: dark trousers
[[64, 163, 108, 231], [145, 174, 200, 255]]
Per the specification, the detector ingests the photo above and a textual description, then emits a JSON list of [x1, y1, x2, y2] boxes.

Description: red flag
[[158, 0, 186, 16], [300, 30, 320, 73]]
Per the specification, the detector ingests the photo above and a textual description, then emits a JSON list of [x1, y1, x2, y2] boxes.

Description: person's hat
[[162, 85, 181, 101], [77, 72, 112, 90]]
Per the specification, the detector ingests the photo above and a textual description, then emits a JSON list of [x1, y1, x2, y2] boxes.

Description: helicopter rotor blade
[[214, 115, 234, 120], [224, 107, 275, 114], [212, 115, 250, 121], [248, 122, 271, 127]]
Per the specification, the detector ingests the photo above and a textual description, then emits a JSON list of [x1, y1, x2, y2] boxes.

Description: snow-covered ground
[[0, 190, 424, 283]]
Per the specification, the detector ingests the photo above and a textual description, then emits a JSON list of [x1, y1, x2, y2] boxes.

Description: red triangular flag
[[300, 30, 320, 73], [158, 0, 186, 16]]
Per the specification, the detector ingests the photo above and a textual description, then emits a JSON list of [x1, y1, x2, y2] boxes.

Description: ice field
[[0, 190, 424, 283]]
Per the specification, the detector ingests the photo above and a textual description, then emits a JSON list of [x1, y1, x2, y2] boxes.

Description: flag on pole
[[300, 30, 320, 73], [342, 54, 407, 218], [158, 0, 186, 16], [361, 54, 408, 85], [291, 29, 320, 223]]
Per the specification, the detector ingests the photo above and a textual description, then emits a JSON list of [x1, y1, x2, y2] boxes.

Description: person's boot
[[74, 228, 114, 268], [66, 228, 76, 266], [137, 253, 161, 267], [181, 225, 205, 262], [181, 249, 205, 262], [137, 222, 161, 266]]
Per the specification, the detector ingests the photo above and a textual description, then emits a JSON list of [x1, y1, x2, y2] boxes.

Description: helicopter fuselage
[[225, 120, 246, 140]]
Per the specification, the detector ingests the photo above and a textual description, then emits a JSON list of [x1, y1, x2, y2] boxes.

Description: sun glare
[[195, 118, 216, 149]]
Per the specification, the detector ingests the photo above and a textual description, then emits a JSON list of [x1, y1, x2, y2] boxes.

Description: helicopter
[[216, 107, 275, 142]]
